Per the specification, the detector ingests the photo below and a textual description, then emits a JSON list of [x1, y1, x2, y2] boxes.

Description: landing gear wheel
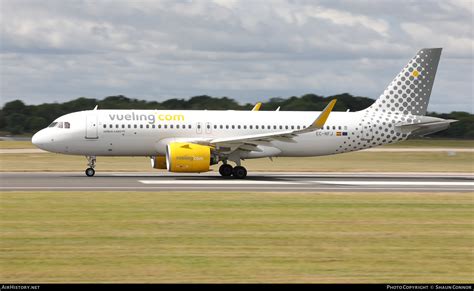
[[219, 164, 233, 177], [85, 167, 95, 177], [232, 166, 247, 179]]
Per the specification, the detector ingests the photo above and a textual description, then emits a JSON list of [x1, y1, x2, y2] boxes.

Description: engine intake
[[166, 142, 218, 173], [150, 155, 167, 169]]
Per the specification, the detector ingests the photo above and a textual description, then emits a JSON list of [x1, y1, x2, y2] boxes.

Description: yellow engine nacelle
[[150, 155, 167, 169], [166, 142, 218, 173]]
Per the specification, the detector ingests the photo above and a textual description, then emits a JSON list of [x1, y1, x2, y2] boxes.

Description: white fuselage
[[31, 109, 408, 158]]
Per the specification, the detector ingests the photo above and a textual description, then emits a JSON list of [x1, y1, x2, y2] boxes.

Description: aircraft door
[[85, 114, 99, 139], [196, 122, 202, 134], [205, 122, 212, 134]]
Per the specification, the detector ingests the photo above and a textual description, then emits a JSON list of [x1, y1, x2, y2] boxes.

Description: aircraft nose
[[32, 130, 49, 149]]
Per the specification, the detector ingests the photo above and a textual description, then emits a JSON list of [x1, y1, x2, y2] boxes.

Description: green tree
[[26, 116, 48, 132], [5, 113, 27, 134], [3, 100, 27, 115]]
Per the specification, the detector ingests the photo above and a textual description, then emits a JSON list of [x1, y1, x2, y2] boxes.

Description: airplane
[[32, 48, 456, 178]]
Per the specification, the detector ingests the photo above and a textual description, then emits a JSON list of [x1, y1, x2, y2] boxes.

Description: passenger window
[[267, 125, 271, 129], [214, 125, 217, 129], [238, 125, 241, 129], [338, 126, 341, 130], [291, 125, 294, 129], [65, 122, 70, 129], [273, 125, 277, 129], [158, 124, 161, 129], [220, 125, 223, 129], [128, 125, 131, 128], [226, 125, 229, 129], [140, 125, 143, 129], [170, 125, 173, 129], [103, 124, 107, 129], [146, 124, 149, 129], [110, 124, 113, 129], [176, 124, 180, 129], [285, 125, 288, 129], [152, 124, 155, 129], [134, 125, 137, 129], [326, 126, 330, 130], [279, 125, 282, 129], [297, 125, 300, 129], [243, 125, 247, 129], [256, 125, 259, 129], [122, 124, 125, 129], [188, 125, 192, 129], [332, 126, 336, 130], [232, 125, 235, 129], [116, 124, 119, 128], [164, 125, 167, 129], [250, 125, 253, 129], [207, 124, 210, 129]]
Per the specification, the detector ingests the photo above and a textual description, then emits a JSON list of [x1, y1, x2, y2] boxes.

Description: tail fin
[[367, 48, 442, 116]]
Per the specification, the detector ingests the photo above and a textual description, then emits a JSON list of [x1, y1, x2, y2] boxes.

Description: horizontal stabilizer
[[395, 116, 457, 136]]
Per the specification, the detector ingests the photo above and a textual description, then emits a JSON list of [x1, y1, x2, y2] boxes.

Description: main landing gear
[[219, 163, 247, 179], [85, 156, 96, 177]]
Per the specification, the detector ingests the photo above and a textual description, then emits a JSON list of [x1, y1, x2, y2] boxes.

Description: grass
[[382, 139, 474, 148], [0, 151, 472, 172], [0, 191, 472, 283], [0, 141, 37, 149], [0, 139, 473, 149]]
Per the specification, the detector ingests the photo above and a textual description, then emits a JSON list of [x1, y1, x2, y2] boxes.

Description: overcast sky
[[1, 0, 473, 112]]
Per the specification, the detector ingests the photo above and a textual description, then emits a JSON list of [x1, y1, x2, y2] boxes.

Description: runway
[[1, 172, 473, 192]]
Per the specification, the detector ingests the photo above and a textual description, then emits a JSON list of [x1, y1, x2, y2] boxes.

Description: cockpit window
[[47, 121, 70, 128]]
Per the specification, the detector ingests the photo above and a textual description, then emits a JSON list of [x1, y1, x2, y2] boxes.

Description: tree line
[[0, 93, 472, 139]]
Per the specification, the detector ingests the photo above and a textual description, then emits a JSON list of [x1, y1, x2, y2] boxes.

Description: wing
[[188, 99, 337, 154], [251, 102, 262, 111]]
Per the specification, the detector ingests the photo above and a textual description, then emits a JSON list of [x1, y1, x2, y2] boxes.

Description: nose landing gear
[[85, 156, 96, 177]]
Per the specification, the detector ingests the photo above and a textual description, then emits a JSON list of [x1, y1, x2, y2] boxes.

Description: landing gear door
[[85, 114, 99, 139]]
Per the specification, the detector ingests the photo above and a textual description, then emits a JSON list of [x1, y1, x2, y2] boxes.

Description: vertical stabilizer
[[367, 48, 442, 115]]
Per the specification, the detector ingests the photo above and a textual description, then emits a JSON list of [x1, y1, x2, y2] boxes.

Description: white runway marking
[[317, 181, 474, 186], [3, 186, 474, 191], [139, 180, 298, 185], [138, 179, 474, 187]]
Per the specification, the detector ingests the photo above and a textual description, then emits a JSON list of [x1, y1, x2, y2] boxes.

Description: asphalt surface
[[1, 172, 473, 192]]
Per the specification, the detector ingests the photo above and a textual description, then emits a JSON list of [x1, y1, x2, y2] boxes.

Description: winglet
[[252, 102, 262, 111], [311, 99, 337, 129]]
